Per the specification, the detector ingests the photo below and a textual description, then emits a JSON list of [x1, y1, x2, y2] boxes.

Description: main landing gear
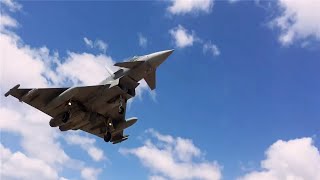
[[104, 132, 112, 142], [102, 118, 114, 142], [102, 95, 126, 143], [62, 100, 73, 123]]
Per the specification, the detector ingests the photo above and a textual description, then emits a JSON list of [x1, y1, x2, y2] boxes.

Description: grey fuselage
[[100, 49, 173, 91]]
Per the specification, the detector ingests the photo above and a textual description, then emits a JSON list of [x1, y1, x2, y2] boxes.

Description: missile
[[59, 119, 89, 131], [70, 114, 91, 130], [21, 88, 39, 102], [113, 117, 137, 134], [112, 136, 129, 144], [50, 109, 86, 128]]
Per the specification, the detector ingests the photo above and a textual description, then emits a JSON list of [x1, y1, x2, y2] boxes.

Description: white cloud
[[169, 25, 195, 48], [138, 33, 148, 48], [238, 137, 320, 180], [59, 177, 69, 180], [203, 41, 220, 57], [56, 52, 116, 86], [120, 129, 222, 180], [0, 143, 59, 180], [0, 106, 69, 166], [64, 133, 105, 162], [149, 175, 168, 180], [169, 25, 221, 57], [83, 37, 93, 48], [137, 79, 156, 99], [146, 128, 174, 144], [0, 32, 52, 90], [81, 167, 102, 180], [83, 37, 108, 53], [167, 0, 214, 15], [95, 39, 108, 53], [0, 14, 18, 30], [271, 0, 320, 46], [1, 0, 22, 12]]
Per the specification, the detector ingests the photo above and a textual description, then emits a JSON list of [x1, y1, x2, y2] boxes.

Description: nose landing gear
[[119, 106, 124, 114], [118, 95, 125, 114]]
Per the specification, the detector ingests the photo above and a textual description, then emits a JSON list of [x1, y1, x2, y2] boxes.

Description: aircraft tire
[[62, 112, 70, 123], [104, 132, 112, 142]]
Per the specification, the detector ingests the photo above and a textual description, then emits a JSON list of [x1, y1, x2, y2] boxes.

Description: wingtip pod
[[114, 117, 138, 133], [4, 84, 20, 97], [112, 136, 129, 144]]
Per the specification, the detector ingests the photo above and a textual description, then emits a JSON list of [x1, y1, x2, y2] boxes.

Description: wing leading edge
[[5, 84, 103, 117]]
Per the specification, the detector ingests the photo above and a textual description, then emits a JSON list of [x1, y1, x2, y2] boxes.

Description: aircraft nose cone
[[148, 49, 174, 67], [161, 49, 174, 57]]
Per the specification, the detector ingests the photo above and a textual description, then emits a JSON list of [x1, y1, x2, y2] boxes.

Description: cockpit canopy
[[129, 56, 140, 62]]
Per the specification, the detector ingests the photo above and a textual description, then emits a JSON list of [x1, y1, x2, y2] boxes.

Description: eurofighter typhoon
[[5, 50, 174, 144]]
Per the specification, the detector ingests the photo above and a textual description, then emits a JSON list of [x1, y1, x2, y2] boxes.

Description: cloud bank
[[120, 129, 222, 180], [203, 41, 220, 56], [138, 33, 148, 48], [169, 25, 196, 48], [167, 0, 214, 15], [169, 25, 220, 58], [239, 137, 320, 180], [83, 37, 108, 53], [271, 0, 320, 46]]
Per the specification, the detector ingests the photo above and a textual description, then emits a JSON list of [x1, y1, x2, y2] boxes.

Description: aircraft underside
[[49, 81, 137, 143], [5, 49, 173, 144]]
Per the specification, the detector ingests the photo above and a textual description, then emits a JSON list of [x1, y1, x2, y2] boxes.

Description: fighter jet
[[5, 49, 174, 144]]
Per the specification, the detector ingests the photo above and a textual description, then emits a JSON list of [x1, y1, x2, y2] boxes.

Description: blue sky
[[1, 0, 320, 180]]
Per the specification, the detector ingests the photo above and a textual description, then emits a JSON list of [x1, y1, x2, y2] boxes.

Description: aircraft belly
[[71, 119, 89, 130], [84, 85, 131, 117], [49, 103, 68, 117], [59, 111, 86, 131], [80, 123, 104, 138]]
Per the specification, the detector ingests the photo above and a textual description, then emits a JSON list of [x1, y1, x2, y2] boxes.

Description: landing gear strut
[[102, 118, 114, 143], [61, 100, 73, 123], [118, 95, 125, 114]]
